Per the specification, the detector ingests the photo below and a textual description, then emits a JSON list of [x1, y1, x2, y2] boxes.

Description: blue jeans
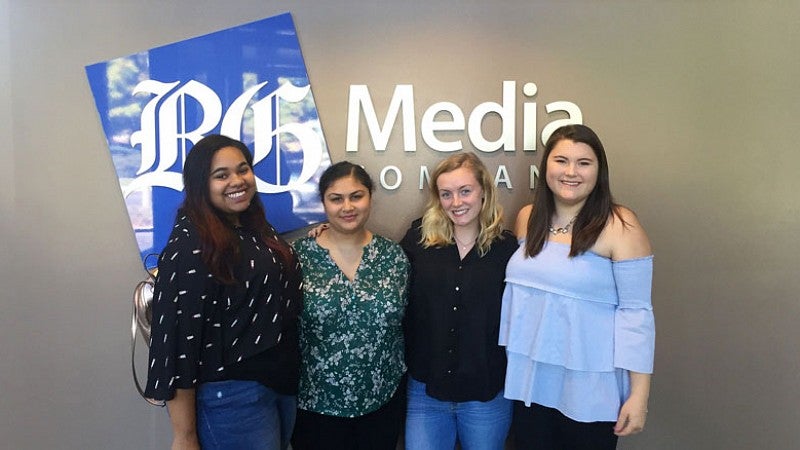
[[195, 380, 296, 450], [404, 377, 511, 450]]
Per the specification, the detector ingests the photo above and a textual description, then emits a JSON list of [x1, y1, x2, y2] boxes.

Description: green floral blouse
[[292, 235, 409, 417]]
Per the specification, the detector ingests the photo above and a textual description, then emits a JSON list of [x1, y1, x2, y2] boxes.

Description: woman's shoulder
[[406, 217, 423, 234], [486, 229, 520, 260], [607, 205, 644, 235], [399, 218, 424, 246], [163, 214, 199, 248], [513, 204, 534, 238], [171, 213, 194, 232], [516, 203, 534, 220], [496, 229, 520, 248], [372, 233, 398, 247], [372, 234, 409, 259], [156, 215, 207, 275], [291, 235, 321, 259], [597, 205, 652, 260], [291, 234, 315, 248]]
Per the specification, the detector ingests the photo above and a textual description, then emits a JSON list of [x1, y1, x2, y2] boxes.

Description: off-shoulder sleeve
[[144, 224, 207, 401], [613, 255, 655, 374]]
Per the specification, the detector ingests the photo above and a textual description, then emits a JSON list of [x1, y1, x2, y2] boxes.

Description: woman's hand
[[307, 222, 329, 238], [614, 371, 651, 436], [614, 395, 648, 436]]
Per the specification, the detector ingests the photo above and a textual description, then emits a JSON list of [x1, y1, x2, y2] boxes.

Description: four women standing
[[145, 125, 654, 450]]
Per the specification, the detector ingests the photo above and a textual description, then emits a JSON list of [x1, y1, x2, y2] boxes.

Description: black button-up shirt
[[400, 219, 519, 402]]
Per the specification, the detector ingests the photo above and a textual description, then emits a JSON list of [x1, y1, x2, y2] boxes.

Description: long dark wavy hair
[[525, 124, 626, 258], [180, 134, 292, 283]]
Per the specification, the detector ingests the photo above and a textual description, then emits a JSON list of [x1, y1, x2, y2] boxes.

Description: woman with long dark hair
[[501, 124, 655, 449], [144, 134, 302, 449]]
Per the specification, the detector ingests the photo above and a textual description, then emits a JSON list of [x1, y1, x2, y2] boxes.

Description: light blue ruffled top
[[500, 241, 654, 422]]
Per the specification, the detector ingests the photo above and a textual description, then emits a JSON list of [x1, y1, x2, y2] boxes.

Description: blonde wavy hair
[[420, 153, 504, 256]]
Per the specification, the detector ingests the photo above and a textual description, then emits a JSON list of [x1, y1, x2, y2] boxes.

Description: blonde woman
[[401, 153, 518, 450]]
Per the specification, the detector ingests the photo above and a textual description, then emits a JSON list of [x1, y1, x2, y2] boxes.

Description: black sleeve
[[399, 218, 423, 258], [144, 222, 207, 401]]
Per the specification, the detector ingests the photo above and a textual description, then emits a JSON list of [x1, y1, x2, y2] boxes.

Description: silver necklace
[[548, 216, 577, 235], [453, 234, 477, 251]]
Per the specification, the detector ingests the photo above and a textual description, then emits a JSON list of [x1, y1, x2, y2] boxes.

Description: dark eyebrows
[[550, 154, 595, 163], [326, 188, 367, 198], [211, 161, 248, 176]]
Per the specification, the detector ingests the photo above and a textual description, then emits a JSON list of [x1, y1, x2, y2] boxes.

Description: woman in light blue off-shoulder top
[[500, 124, 654, 450]]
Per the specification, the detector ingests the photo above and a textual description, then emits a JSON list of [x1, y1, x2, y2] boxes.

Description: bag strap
[[131, 254, 165, 407]]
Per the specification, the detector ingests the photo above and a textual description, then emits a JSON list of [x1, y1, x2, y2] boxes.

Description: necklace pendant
[[548, 215, 577, 236], [454, 234, 477, 252]]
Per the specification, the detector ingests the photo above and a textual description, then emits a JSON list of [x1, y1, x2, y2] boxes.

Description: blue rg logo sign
[[86, 13, 330, 263]]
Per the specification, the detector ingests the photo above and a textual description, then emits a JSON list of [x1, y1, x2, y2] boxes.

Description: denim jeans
[[404, 377, 511, 450], [195, 380, 296, 450]]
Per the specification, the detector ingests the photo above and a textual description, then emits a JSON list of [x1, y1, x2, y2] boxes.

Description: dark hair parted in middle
[[318, 161, 374, 199], [525, 124, 626, 258]]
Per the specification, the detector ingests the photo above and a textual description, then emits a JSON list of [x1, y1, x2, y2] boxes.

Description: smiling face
[[323, 175, 372, 235], [436, 166, 484, 231], [207, 146, 256, 224], [545, 139, 599, 207]]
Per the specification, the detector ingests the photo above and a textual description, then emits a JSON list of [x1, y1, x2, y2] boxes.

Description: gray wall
[[2, 1, 799, 448]]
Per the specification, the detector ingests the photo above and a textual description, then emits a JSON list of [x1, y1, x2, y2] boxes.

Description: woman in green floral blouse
[[291, 161, 409, 450]]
